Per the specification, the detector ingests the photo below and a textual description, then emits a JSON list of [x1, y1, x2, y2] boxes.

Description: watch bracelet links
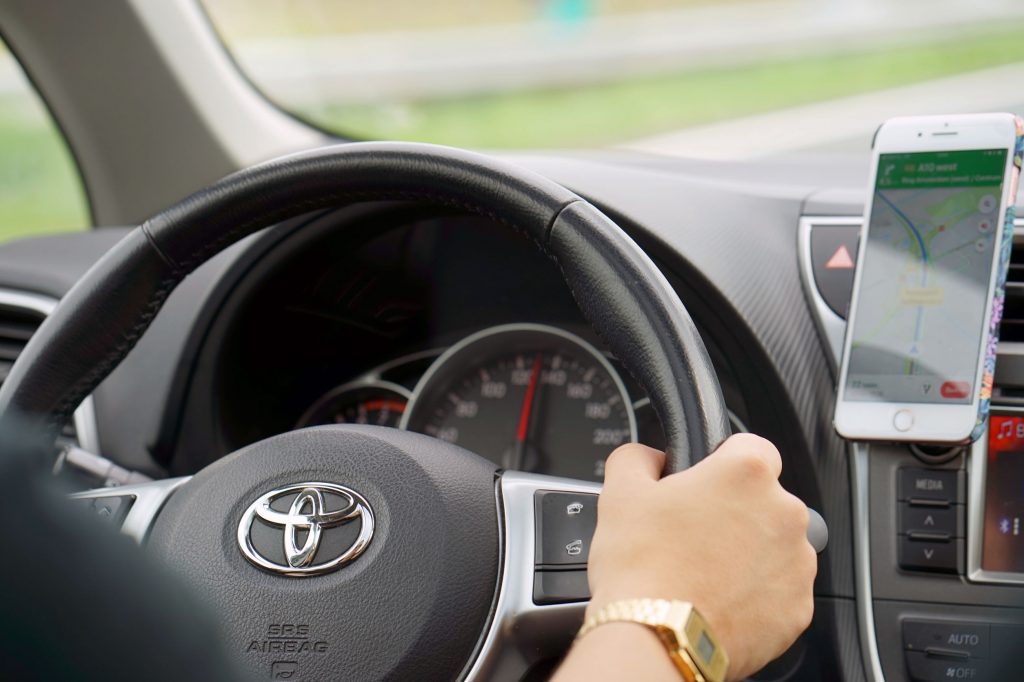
[[576, 598, 724, 682]]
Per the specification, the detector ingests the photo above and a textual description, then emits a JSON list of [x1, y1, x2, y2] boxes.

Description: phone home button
[[894, 409, 914, 432]]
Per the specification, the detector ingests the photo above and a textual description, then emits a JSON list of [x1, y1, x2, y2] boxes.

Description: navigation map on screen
[[845, 149, 1007, 404]]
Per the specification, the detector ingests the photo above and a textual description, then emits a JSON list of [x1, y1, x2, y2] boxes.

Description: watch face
[[696, 631, 716, 664], [684, 606, 729, 682]]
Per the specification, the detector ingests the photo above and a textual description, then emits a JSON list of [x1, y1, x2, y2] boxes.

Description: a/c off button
[[894, 409, 914, 432]]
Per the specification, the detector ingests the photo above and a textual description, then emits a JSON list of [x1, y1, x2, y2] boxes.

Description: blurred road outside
[[219, 0, 1024, 106], [3, 0, 1024, 239], [204, 0, 1024, 155]]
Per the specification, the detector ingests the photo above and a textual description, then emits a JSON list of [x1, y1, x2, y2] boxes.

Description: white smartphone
[[835, 113, 1022, 443]]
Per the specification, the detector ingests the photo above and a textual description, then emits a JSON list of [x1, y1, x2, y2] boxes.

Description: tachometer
[[298, 381, 410, 429], [401, 324, 636, 481]]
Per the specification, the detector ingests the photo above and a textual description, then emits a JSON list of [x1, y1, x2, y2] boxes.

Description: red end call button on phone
[[940, 381, 970, 399]]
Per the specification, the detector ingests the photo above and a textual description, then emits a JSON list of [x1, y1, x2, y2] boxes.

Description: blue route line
[[876, 190, 929, 352], [876, 191, 928, 270]]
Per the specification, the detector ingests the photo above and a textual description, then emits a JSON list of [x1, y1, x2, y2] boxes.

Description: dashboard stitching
[[45, 274, 179, 436]]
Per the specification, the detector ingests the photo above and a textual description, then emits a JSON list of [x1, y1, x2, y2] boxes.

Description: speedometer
[[401, 324, 636, 481]]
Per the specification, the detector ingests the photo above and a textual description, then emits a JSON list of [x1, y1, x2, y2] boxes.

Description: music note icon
[[998, 420, 1015, 440]]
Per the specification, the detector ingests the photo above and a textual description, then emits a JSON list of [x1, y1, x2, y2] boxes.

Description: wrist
[[554, 622, 680, 682], [577, 598, 729, 682]]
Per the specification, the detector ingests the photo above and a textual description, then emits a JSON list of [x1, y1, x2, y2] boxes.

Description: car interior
[[1, 1, 1023, 681]]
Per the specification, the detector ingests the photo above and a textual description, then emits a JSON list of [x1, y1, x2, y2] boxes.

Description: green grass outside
[[3, 20, 1024, 242], [0, 99, 88, 242], [307, 23, 1024, 149]]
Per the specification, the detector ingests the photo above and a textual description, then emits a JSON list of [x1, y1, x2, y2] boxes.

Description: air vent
[[0, 303, 77, 443], [0, 305, 38, 385], [1001, 237, 1024, 343]]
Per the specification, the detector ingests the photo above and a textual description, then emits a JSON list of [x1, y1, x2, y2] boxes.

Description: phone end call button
[[894, 409, 914, 432]]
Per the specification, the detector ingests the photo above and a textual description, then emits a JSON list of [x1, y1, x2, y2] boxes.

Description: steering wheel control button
[[904, 651, 988, 682], [904, 621, 989, 659], [533, 569, 591, 605], [75, 495, 134, 526], [893, 409, 914, 432], [535, 491, 598, 566], [898, 536, 960, 574], [899, 468, 963, 505], [899, 504, 960, 537]]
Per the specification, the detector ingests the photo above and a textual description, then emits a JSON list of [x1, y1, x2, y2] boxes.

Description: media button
[[899, 469, 960, 504]]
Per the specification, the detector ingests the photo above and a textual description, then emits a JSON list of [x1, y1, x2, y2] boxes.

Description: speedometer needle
[[513, 354, 542, 470]]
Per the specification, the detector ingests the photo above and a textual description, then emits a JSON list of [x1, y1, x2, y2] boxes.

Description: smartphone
[[834, 113, 1024, 443]]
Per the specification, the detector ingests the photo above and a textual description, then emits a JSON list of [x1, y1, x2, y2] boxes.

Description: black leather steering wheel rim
[[0, 141, 730, 471]]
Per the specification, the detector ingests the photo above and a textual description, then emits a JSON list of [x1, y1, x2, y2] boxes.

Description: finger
[[706, 433, 783, 480], [602, 443, 665, 491]]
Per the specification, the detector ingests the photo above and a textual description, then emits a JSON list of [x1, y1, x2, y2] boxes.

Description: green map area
[[845, 149, 1006, 404]]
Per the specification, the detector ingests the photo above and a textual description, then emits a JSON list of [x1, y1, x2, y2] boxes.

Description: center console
[[801, 217, 1024, 682]]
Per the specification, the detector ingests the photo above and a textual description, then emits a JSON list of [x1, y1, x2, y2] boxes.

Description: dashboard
[[6, 149, 1023, 681], [0, 154, 851, 681]]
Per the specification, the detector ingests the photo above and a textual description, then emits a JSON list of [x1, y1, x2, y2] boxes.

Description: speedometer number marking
[[402, 324, 637, 482]]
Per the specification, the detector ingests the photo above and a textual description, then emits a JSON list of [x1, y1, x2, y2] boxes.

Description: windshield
[[205, 1, 1024, 158], [0, 41, 88, 240]]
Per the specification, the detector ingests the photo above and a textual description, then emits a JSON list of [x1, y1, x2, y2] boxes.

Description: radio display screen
[[982, 414, 1024, 572]]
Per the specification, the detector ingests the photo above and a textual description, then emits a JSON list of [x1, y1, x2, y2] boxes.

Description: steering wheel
[[0, 143, 733, 680]]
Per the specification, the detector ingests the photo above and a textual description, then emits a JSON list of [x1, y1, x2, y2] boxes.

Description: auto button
[[904, 620, 988, 659]]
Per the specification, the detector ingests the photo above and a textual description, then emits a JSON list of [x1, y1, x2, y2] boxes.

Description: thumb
[[601, 443, 665, 492]]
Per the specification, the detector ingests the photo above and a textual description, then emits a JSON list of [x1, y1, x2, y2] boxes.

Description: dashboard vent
[[1002, 236, 1024, 343], [0, 304, 77, 442]]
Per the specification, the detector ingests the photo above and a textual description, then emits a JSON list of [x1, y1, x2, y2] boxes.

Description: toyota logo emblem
[[237, 482, 374, 577]]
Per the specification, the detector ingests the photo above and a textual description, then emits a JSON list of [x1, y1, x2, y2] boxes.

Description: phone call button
[[894, 409, 914, 432]]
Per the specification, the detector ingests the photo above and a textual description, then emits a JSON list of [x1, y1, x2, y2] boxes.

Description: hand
[[586, 436, 817, 681]]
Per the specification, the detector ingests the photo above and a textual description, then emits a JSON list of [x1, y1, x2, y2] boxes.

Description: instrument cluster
[[299, 323, 642, 482]]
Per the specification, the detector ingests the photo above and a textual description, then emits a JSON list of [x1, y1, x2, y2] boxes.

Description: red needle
[[516, 354, 542, 443]]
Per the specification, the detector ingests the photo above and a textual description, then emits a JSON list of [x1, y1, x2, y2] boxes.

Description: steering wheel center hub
[[147, 425, 500, 681]]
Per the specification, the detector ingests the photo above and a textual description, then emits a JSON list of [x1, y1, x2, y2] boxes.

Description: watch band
[[576, 599, 728, 682]]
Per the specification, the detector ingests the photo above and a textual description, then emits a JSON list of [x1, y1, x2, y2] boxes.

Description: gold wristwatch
[[576, 599, 729, 682]]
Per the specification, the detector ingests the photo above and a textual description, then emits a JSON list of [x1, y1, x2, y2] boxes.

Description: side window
[[0, 39, 88, 243]]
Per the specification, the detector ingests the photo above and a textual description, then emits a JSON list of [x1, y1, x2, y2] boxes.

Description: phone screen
[[844, 148, 1008, 404]]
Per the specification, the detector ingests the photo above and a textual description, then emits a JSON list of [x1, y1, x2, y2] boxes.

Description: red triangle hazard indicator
[[825, 244, 855, 270]]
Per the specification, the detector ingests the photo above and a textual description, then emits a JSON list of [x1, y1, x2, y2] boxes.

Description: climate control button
[[904, 620, 989, 659]]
